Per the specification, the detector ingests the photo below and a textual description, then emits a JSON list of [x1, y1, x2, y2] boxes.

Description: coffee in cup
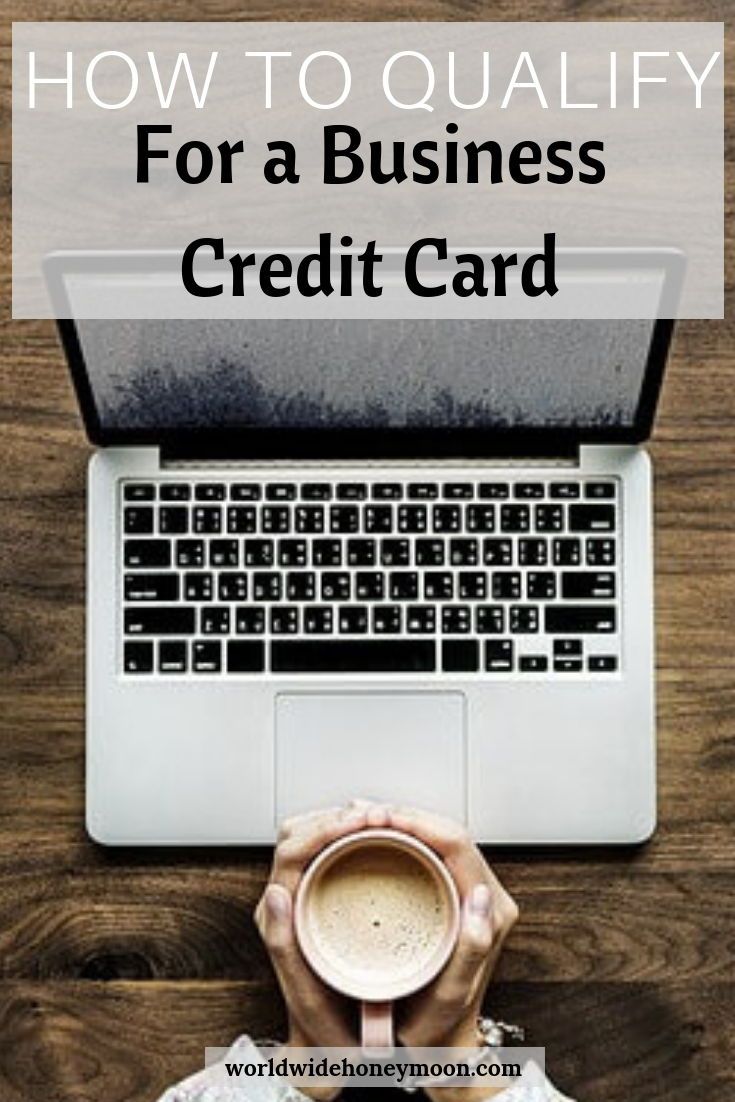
[[295, 828, 460, 1050]]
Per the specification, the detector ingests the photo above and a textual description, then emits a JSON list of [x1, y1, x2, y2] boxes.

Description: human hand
[[255, 804, 378, 1055], [388, 806, 519, 1056]]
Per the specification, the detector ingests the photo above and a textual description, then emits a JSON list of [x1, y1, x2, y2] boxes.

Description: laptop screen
[[72, 317, 659, 434]]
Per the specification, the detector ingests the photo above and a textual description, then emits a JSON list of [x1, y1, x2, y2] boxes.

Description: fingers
[[269, 804, 369, 893], [256, 883, 315, 992]]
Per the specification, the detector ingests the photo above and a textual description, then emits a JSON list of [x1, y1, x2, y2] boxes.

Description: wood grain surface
[[1, 3, 734, 1101]]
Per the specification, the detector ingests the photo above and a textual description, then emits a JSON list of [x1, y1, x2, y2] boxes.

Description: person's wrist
[[410, 1020, 507, 1102]]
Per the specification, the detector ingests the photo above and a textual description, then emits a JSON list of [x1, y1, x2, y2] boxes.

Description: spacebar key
[[271, 640, 435, 673]]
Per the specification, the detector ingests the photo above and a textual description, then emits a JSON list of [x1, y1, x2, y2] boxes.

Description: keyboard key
[[449, 539, 478, 566], [561, 572, 616, 599], [337, 483, 368, 500], [406, 605, 436, 633], [443, 483, 473, 499], [322, 572, 351, 601], [514, 482, 544, 498], [554, 658, 583, 672], [485, 640, 513, 671], [518, 539, 547, 566], [271, 607, 299, 634], [159, 640, 187, 673], [569, 504, 616, 532], [124, 507, 154, 534], [124, 608, 195, 635], [184, 573, 213, 601], [253, 572, 282, 601], [124, 573, 179, 602], [424, 572, 454, 600], [195, 484, 225, 501], [209, 539, 239, 567], [160, 483, 191, 501], [527, 572, 556, 600], [200, 607, 230, 635], [227, 506, 257, 534], [175, 539, 203, 569], [458, 572, 486, 600], [466, 505, 495, 533], [535, 504, 563, 532], [347, 539, 376, 567], [244, 539, 274, 567], [554, 639, 582, 656], [355, 572, 385, 601], [408, 483, 438, 499], [381, 539, 410, 566], [286, 572, 316, 601], [510, 605, 539, 633], [193, 506, 222, 534], [586, 538, 616, 566], [218, 573, 248, 601], [301, 483, 332, 500], [588, 655, 618, 672], [442, 605, 471, 634], [271, 640, 436, 673], [303, 607, 333, 634], [312, 539, 342, 567], [476, 605, 504, 634], [124, 483, 155, 501], [373, 605, 402, 634], [364, 505, 393, 533], [266, 483, 296, 501], [553, 538, 581, 566], [389, 572, 419, 600], [549, 483, 580, 499], [231, 483, 262, 501], [235, 607, 265, 634], [442, 640, 479, 672], [227, 641, 265, 672], [330, 506, 359, 533], [124, 641, 153, 672], [159, 506, 189, 534], [585, 482, 616, 499], [478, 483, 509, 499], [483, 539, 512, 566], [339, 606, 369, 634], [545, 606, 616, 633], [193, 640, 221, 672], [278, 540, 308, 568], [492, 572, 521, 600], [520, 655, 548, 672], [415, 539, 445, 567], [295, 506, 325, 534], [398, 505, 427, 533], [500, 504, 529, 532], [433, 505, 461, 532], [262, 506, 290, 533], [373, 483, 403, 500]]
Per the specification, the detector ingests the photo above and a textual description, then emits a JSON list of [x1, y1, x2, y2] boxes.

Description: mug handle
[[361, 1001, 394, 1052]]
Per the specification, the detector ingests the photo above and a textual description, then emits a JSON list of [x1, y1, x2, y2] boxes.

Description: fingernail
[[265, 884, 291, 920], [469, 883, 492, 918]]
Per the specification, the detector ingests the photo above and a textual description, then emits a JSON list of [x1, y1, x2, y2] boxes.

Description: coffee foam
[[307, 843, 450, 985]]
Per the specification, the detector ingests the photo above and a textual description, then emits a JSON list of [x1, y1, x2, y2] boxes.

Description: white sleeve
[[155, 1037, 310, 1102], [489, 1060, 576, 1102]]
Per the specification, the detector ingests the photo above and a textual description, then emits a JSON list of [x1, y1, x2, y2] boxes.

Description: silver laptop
[[48, 250, 680, 845]]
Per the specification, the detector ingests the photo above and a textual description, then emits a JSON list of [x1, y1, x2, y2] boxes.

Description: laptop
[[47, 249, 680, 845]]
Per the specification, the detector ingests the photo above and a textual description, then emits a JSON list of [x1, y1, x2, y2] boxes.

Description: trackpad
[[275, 692, 466, 824]]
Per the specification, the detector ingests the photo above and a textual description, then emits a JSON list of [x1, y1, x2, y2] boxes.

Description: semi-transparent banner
[[12, 21, 723, 319]]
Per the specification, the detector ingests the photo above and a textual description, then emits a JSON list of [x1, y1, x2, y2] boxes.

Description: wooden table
[[1, 4, 733, 1100]]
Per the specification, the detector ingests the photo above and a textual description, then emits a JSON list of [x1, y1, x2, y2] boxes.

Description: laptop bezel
[[47, 248, 681, 459]]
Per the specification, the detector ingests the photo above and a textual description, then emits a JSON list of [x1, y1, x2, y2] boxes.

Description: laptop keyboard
[[121, 477, 621, 677]]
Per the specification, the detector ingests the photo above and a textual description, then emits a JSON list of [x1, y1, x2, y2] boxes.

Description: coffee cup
[[295, 828, 460, 1051]]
